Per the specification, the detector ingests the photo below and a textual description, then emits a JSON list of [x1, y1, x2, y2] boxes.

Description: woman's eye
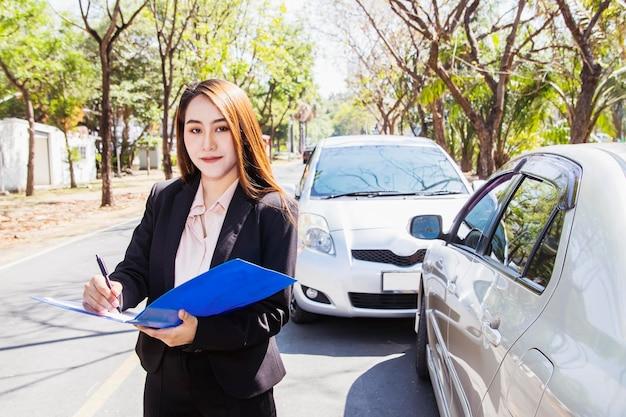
[[216, 125, 230, 133], [188, 127, 201, 134]]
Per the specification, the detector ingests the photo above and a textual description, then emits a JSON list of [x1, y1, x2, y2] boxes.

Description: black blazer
[[109, 173, 297, 399]]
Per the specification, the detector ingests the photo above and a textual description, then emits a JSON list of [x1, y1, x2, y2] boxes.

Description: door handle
[[482, 318, 502, 347], [446, 275, 457, 295]]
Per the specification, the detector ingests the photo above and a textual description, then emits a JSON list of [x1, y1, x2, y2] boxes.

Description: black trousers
[[144, 349, 277, 417]]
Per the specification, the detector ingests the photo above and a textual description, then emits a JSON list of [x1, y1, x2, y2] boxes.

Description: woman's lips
[[200, 156, 222, 163]]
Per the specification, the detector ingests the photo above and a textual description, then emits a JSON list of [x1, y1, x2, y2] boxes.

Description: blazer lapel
[[210, 183, 253, 268], [163, 174, 200, 291]]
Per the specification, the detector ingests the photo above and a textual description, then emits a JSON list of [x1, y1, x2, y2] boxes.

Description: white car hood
[[301, 196, 468, 232]]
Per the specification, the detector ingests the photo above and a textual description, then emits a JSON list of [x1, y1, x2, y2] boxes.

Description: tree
[[185, 0, 244, 82], [320, 0, 428, 138], [348, 21, 421, 135], [183, 0, 317, 153], [78, 0, 147, 206], [551, 0, 625, 143], [358, 0, 555, 177], [110, 17, 161, 171], [417, 78, 449, 151], [46, 25, 97, 188], [149, 0, 199, 179], [331, 97, 376, 136], [0, 0, 58, 195], [250, 9, 314, 154]]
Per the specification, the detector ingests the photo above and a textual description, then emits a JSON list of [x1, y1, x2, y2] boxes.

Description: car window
[[452, 176, 517, 251], [486, 177, 561, 277], [310, 145, 468, 197], [523, 210, 565, 292]]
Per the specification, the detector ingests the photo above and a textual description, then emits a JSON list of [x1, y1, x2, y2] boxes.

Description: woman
[[82, 79, 297, 417]]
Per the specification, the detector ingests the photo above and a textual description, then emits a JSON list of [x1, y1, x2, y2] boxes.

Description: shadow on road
[[277, 316, 440, 417], [278, 316, 416, 357], [343, 346, 439, 417]]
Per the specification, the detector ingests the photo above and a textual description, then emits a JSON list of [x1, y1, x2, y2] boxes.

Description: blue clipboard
[[34, 259, 296, 328]]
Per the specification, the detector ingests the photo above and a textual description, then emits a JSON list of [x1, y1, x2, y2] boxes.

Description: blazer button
[[194, 349, 202, 353]]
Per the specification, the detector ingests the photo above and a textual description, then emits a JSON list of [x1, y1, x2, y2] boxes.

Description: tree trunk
[[494, 131, 509, 168], [112, 111, 121, 177], [460, 127, 474, 173], [99, 47, 113, 206], [612, 101, 624, 141], [162, 87, 173, 179], [298, 121, 305, 155], [63, 131, 77, 188], [416, 105, 429, 137], [476, 128, 495, 179], [380, 112, 392, 134], [431, 99, 448, 152], [121, 107, 131, 169], [146, 148, 151, 175], [23, 90, 36, 196], [387, 116, 395, 135], [570, 63, 602, 144]]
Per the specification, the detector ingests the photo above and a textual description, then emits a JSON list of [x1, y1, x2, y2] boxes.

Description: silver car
[[291, 135, 479, 323], [410, 144, 626, 417]]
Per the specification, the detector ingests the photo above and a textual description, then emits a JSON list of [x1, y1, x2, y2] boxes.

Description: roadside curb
[[0, 217, 141, 272]]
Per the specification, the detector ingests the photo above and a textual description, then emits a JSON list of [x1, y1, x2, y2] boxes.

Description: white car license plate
[[382, 272, 420, 292]]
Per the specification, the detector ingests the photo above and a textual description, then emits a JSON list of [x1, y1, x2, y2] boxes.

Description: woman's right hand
[[82, 275, 123, 314]]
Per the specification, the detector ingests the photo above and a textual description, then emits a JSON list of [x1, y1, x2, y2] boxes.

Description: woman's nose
[[201, 132, 216, 151]]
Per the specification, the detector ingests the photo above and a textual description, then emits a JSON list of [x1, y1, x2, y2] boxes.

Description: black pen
[[96, 254, 121, 313]]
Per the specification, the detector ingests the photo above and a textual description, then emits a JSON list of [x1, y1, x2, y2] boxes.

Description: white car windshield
[[311, 145, 468, 198]]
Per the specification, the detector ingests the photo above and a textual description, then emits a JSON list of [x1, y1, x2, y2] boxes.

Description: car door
[[447, 167, 569, 417], [479, 156, 578, 417], [425, 173, 519, 417]]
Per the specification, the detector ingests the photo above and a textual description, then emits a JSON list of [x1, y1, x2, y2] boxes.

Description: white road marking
[[71, 353, 140, 417]]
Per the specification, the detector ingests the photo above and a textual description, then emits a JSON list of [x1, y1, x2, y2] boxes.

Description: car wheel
[[289, 291, 318, 324], [415, 290, 429, 380]]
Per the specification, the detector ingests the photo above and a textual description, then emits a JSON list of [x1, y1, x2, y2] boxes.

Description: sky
[[47, 0, 348, 98], [282, 0, 348, 98]]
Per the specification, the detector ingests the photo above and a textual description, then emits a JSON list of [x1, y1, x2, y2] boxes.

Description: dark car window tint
[[523, 210, 565, 292], [310, 145, 467, 197], [487, 177, 561, 275], [452, 177, 515, 251]]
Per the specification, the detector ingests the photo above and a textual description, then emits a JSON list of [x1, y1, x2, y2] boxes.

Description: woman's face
[[184, 95, 238, 182]]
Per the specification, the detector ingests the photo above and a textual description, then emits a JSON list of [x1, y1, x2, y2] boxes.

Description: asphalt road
[[0, 160, 438, 417]]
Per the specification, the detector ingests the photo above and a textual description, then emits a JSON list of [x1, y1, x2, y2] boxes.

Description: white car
[[411, 143, 626, 417], [290, 135, 480, 323]]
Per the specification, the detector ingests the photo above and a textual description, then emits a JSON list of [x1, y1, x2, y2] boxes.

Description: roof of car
[[533, 143, 626, 174], [318, 135, 436, 148]]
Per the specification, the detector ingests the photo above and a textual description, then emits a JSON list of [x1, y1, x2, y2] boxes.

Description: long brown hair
[[175, 79, 295, 223]]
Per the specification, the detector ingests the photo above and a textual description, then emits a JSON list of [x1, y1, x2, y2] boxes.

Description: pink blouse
[[174, 179, 239, 287]]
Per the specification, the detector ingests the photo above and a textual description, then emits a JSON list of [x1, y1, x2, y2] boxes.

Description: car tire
[[415, 290, 429, 380], [289, 292, 318, 324]]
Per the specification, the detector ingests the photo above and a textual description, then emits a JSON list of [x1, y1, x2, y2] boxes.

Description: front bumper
[[294, 232, 422, 318]]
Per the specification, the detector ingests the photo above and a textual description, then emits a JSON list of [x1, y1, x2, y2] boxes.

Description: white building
[[0, 118, 98, 192], [137, 146, 162, 170]]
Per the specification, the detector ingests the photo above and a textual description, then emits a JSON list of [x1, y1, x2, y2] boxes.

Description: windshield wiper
[[420, 190, 463, 196], [355, 190, 462, 197], [320, 190, 400, 199], [320, 190, 463, 199]]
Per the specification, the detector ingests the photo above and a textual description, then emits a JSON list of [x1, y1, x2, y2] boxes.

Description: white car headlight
[[298, 213, 336, 255]]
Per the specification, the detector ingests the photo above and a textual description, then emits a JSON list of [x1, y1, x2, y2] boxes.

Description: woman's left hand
[[136, 309, 198, 347]]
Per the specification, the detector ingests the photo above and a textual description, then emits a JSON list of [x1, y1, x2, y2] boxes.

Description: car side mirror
[[472, 180, 486, 192], [410, 215, 443, 240]]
